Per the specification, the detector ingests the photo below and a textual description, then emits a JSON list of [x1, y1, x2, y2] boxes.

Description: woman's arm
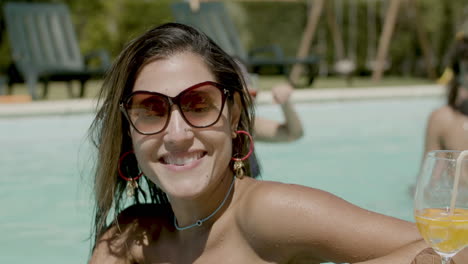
[[254, 83, 304, 142], [240, 181, 428, 264], [453, 247, 468, 263], [353, 242, 432, 264]]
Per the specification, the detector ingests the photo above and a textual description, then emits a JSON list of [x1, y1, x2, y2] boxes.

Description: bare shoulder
[[89, 204, 172, 263], [236, 179, 351, 241], [240, 178, 342, 205], [240, 179, 331, 209], [234, 179, 419, 262], [239, 180, 414, 227], [429, 105, 455, 124]]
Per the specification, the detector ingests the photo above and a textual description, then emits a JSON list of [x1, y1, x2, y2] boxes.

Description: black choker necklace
[[174, 176, 236, 231]]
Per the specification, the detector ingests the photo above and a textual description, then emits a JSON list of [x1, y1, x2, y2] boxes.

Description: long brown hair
[[447, 35, 468, 108], [88, 23, 256, 243]]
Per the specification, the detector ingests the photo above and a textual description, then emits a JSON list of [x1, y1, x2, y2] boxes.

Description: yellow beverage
[[415, 208, 468, 254]]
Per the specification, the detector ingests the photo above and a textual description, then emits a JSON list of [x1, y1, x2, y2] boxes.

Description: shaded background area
[[0, 0, 467, 79]]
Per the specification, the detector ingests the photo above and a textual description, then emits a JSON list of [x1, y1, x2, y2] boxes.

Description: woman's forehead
[[133, 52, 216, 96]]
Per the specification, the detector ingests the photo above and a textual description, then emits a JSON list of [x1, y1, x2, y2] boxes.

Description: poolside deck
[[0, 84, 444, 118]]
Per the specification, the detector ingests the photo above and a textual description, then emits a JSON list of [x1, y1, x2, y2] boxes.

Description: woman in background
[[236, 58, 304, 143], [423, 35, 468, 158]]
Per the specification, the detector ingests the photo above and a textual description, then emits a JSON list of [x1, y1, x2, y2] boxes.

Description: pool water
[[256, 98, 442, 221], [0, 97, 443, 263]]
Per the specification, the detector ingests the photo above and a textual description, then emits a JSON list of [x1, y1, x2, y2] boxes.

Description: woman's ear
[[230, 93, 242, 138]]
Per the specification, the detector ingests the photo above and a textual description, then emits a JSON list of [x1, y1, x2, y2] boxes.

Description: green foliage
[[112, 0, 174, 56], [74, 0, 175, 58], [0, 0, 175, 69], [1, 0, 468, 79], [231, 1, 307, 56], [231, 0, 468, 77]]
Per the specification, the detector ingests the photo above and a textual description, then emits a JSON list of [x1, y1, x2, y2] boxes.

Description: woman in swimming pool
[[423, 35, 468, 159], [88, 23, 466, 263], [236, 58, 304, 143]]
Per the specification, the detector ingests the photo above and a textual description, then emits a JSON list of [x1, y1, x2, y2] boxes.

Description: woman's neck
[[171, 172, 236, 231]]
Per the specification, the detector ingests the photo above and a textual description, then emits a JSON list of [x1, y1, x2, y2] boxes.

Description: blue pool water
[[0, 97, 443, 263]]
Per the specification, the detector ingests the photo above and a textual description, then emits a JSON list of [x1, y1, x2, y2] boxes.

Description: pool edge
[[0, 84, 445, 118]]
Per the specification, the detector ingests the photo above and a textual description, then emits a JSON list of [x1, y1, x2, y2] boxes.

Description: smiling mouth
[[160, 151, 206, 166]]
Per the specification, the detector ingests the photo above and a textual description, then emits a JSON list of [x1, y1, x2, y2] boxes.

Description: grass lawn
[[2, 75, 435, 102]]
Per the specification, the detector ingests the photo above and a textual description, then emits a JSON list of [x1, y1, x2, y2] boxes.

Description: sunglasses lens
[[123, 83, 227, 134], [125, 93, 169, 134], [180, 84, 224, 127]]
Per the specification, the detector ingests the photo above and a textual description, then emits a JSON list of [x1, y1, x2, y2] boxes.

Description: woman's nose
[[163, 106, 193, 147]]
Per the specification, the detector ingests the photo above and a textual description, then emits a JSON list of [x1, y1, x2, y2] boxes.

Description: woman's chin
[[158, 174, 209, 200]]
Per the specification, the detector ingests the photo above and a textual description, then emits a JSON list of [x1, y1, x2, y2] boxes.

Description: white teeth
[[163, 152, 203, 165]]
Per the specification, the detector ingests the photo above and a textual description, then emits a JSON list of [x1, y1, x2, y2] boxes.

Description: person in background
[[422, 34, 468, 159], [184, 0, 304, 144], [235, 59, 304, 177], [409, 34, 468, 197], [186, 0, 200, 11], [88, 22, 467, 264], [254, 81, 304, 142], [235, 58, 304, 143]]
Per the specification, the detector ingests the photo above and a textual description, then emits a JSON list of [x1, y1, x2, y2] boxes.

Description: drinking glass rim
[[427, 150, 468, 161]]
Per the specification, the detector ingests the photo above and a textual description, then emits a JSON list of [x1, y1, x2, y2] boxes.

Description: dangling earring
[[231, 130, 254, 179], [118, 151, 144, 197]]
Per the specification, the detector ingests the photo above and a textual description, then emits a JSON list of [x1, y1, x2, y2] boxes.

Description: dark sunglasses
[[120, 81, 232, 135]]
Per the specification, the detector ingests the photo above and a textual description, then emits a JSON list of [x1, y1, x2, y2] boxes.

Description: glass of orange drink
[[414, 150, 468, 264]]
